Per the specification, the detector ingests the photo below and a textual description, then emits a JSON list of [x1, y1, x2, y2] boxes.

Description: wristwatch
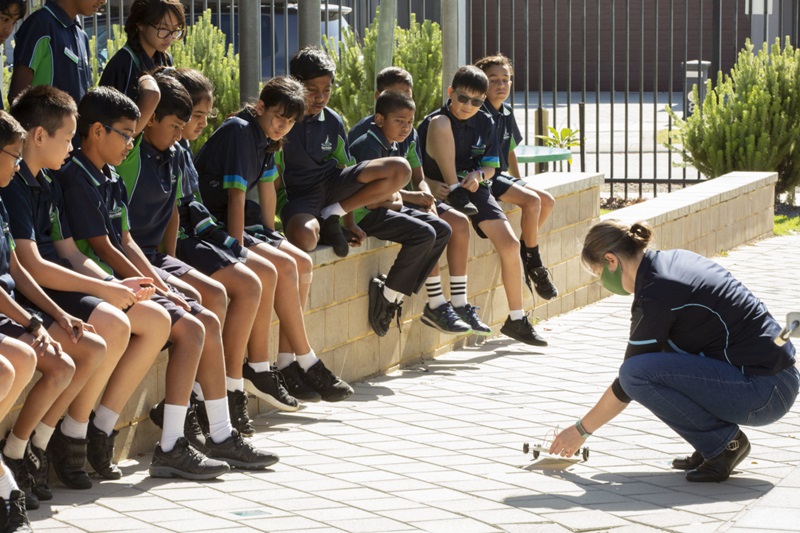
[[25, 314, 43, 334], [575, 419, 592, 438]]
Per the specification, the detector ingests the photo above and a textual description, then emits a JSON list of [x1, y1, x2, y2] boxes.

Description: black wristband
[[25, 314, 43, 334], [575, 420, 592, 438]]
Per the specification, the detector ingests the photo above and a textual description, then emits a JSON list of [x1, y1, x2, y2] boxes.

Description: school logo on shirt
[[502, 128, 511, 142], [471, 136, 487, 157], [48, 206, 56, 225], [321, 135, 333, 153], [109, 204, 123, 220]]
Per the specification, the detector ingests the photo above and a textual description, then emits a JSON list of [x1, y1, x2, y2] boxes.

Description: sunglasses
[[1, 148, 22, 166], [454, 91, 485, 108]]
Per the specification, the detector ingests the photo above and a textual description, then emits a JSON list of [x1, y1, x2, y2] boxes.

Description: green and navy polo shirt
[[0, 197, 16, 293], [99, 42, 173, 101], [482, 101, 522, 173], [348, 114, 423, 170]]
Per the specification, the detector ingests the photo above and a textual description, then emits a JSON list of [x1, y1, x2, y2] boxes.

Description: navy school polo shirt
[[55, 151, 129, 274], [417, 101, 500, 182], [194, 110, 278, 225], [349, 114, 423, 170], [482, 101, 522, 173], [116, 136, 181, 254], [350, 122, 422, 171], [274, 106, 355, 197], [0, 198, 16, 293], [99, 43, 173, 101], [0, 161, 71, 263], [14, 0, 92, 105]]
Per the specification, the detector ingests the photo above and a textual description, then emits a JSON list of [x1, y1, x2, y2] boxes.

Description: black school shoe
[[0, 490, 31, 532], [149, 437, 229, 481], [227, 390, 256, 437], [302, 360, 354, 402], [421, 302, 473, 334], [149, 400, 208, 452], [47, 421, 91, 490], [446, 187, 479, 216], [204, 429, 279, 469], [368, 277, 402, 337], [453, 303, 492, 336], [520, 240, 558, 300], [319, 215, 349, 257], [686, 430, 751, 482], [86, 416, 122, 480], [243, 363, 299, 412], [0, 447, 37, 511], [672, 450, 704, 470], [25, 439, 51, 500], [500, 315, 548, 346], [278, 362, 322, 402]]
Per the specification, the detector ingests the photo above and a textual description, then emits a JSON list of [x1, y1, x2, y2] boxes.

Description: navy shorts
[[176, 236, 244, 277], [435, 199, 451, 216], [465, 183, 508, 239], [148, 253, 194, 281], [45, 290, 103, 322], [489, 174, 523, 199], [0, 308, 55, 339], [151, 285, 204, 326], [280, 161, 369, 225]]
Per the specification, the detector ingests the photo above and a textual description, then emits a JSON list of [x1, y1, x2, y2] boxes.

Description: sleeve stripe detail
[[481, 156, 501, 168], [260, 166, 278, 182], [628, 339, 658, 346], [223, 174, 248, 191]]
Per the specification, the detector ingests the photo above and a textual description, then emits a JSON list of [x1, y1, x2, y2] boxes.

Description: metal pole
[[240, 0, 260, 104], [299, 0, 322, 48], [442, 0, 459, 104], [375, 0, 397, 91]]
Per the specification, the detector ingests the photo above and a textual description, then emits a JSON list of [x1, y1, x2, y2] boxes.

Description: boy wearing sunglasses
[[418, 66, 547, 346]]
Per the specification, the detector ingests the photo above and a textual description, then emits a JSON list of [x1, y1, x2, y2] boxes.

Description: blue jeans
[[619, 353, 800, 458]]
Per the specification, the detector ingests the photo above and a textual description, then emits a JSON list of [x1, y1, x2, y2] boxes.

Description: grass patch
[[600, 208, 612, 215], [775, 214, 800, 235]]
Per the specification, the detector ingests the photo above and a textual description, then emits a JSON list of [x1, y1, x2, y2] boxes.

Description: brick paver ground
[[28, 235, 800, 532]]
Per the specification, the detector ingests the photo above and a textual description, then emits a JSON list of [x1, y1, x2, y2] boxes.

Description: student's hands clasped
[[461, 170, 483, 193], [405, 190, 435, 209], [426, 179, 451, 202], [119, 277, 156, 301], [549, 425, 587, 458], [165, 290, 192, 312], [57, 314, 94, 344], [29, 324, 62, 356], [344, 222, 367, 247]]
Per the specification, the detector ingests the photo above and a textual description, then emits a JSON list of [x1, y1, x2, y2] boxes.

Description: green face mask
[[601, 259, 630, 296]]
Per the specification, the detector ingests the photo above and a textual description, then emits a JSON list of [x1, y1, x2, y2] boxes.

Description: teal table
[[514, 145, 572, 163]]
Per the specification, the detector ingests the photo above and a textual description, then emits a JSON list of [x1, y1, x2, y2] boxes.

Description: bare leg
[[236, 253, 277, 365], [0, 338, 37, 420], [338, 158, 411, 213], [440, 209, 470, 277], [499, 185, 542, 246], [192, 310, 226, 401], [478, 219, 523, 311], [285, 213, 321, 252]]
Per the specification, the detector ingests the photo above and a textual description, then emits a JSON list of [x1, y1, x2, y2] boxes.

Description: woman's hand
[[549, 425, 587, 457]]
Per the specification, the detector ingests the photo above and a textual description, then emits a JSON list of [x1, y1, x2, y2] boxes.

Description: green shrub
[[666, 38, 800, 194], [325, 12, 442, 130]]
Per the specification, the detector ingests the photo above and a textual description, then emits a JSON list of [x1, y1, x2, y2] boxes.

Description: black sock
[[525, 245, 543, 268]]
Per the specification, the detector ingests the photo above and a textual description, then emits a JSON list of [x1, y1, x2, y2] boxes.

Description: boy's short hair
[[10, 86, 77, 136], [290, 46, 336, 83], [0, 1, 26, 19], [167, 68, 214, 107], [152, 70, 193, 122], [375, 90, 416, 118], [474, 53, 514, 76], [451, 65, 489, 95], [125, 0, 186, 51], [77, 86, 141, 138], [0, 110, 26, 148], [376, 67, 413, 92]]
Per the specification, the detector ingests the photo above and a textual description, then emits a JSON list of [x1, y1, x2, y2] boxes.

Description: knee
[[204, 283, 229, 317], [173, 316, 206, 352], [520, 190, 541, 211], [93, 306, 132, 341], [497, 231, 521, 255], [275, 254, 299, 282], [146, 303, 172, 344], [540, 191, 555, 212], [293, 250, 313, 277], [81, 332, 108, 368], [287, 225, 320, 252], [436, 220, 452, 243], [618, 356, 653, 399], [390, 158, 412, 188], [46, 352, 76, 389], [448, 213, 470, 238], [197, 310, 221, 338], [0, 358, 14, 396]]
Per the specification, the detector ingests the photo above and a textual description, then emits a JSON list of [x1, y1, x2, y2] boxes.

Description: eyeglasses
[[103, 125, 135, 146], [454, 91, 485, 108], [1, 148, 22, 166], [149, 24, 184, 40]]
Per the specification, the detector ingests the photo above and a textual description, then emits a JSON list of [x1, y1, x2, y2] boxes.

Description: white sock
[[92, 405, 120, 436], [450, 276, 468, 308], [2, 433, 26, 461], [0, 468, 17, 500], [248, 360, 272, 373], [192, 381, 205, 401], [160, 404, 187, 453], [383, 285, 402, 303], [449, 182, 460, 191], [320, 202, 346, 219], [509, 309, 525, 321], [296, 350, 319, 371], [205, 397, 234, 444], [59, 415, 87, 441], [32, 422, 57, 449], [425, 276, 447, 309], [226, 377, 244, 392], [276, 352, 294, 370]]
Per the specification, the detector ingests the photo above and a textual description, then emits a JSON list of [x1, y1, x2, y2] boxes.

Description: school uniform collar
[[141, 138, 176, 163], [303, 108, 327, 123], [70, 150, 118, 188], [482, 101, 511, 120], [15, 160, 40, 189], [634, 249, 657, 296], [366, 122, 397, 152], [44, 0, 81, 29], [237, 110, 272, 153]]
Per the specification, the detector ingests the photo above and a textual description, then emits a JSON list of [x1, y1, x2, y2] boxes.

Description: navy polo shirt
[[347, 114, 373, 146], [274, 106, 355, 197], [99, 43, 173, 101], [0, 161, 71, 263], [14, 0, 92, 105], [117, 136, 181, 254], [195, 110, 278, 225], [55, 151, 129, 274], [350, 122, 422, 171], [0, 198, 16, 293], [483, 101, 522, 173], [176, 139, 200, 202], [349, 115, 423, 170], [417, 101, 500, 182]]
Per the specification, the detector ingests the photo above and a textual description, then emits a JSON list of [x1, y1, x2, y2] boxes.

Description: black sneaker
[[149, 437, 229, 480], [47, 421, 91, 489], [368, 277, 402, 337], [243, 363, 299, 412], [319, 215, 349, 257], [0, 490, 31, 532], [302, 360, 354, 402], [453, 303, 492, 336], [278, 362, 322, 402], [25, 440, 51, 500], [227, 390, 256, 437], [86, 416, 122, 480], [421, 302, 473, 334], [446, 186, 479, 216], [204, 429, 279, 469], [191, 393, 210, 435], [530, 266, 558, 300], [500, 314, 548, 346], [149, 400, 208, 452], [0, 448, 37, 511]]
